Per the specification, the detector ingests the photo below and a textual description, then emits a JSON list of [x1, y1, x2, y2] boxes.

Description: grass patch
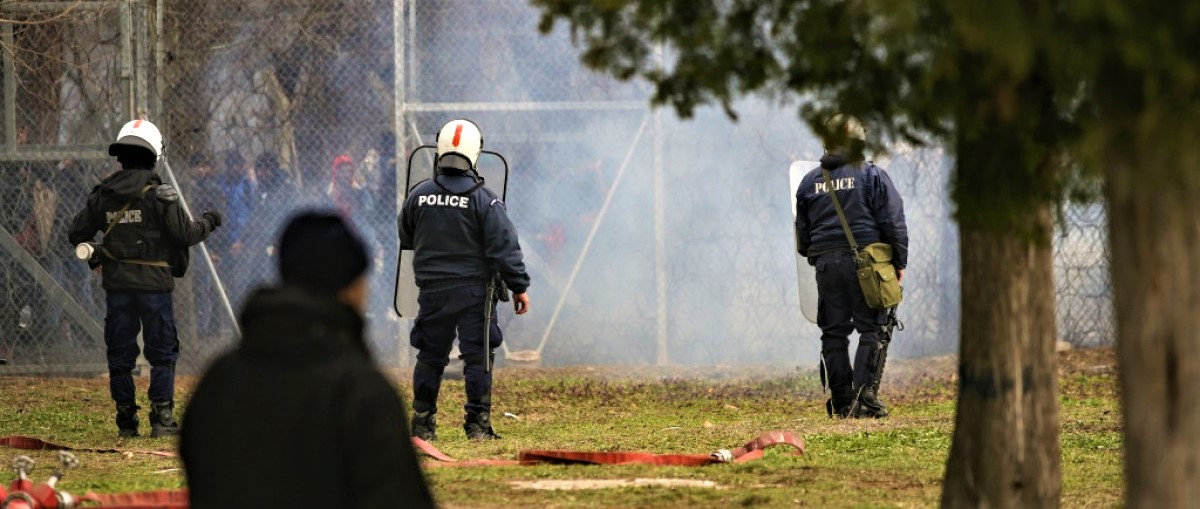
[[0, 349, 1122, 508]]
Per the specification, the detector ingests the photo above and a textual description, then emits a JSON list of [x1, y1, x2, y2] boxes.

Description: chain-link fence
[[0, 0, 1114, 374], [1054, 202, 1114, 348], [0, 1, 127, 373], [156, 0, 401, 370]]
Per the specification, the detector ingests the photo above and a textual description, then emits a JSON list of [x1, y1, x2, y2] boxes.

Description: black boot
[[464, 411, 500, 440], [820, 349, 854, 419], [411, 411, 437, 441], [826, 386, 854, 419], [115, 402, 139, 438], [149, 401, 179, 437], [850, 385, 889, 418], [850, 336, 889, 418]]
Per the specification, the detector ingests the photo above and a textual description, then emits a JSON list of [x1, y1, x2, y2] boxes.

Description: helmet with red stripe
[[436, 119, 483, 170], [109, 118, 164, 159]]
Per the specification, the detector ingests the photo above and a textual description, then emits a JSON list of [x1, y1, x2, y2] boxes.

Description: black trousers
[[409, 285, 502, 415], [814, 251, 886, 397], [104, 291, 179, 404]]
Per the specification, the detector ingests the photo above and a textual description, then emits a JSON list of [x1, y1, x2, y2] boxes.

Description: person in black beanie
[[180, 211, 436, 509]]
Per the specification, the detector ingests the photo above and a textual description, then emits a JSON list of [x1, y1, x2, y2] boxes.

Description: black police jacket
[[795, 156, 909, 269], [180, 286, 436, 509], [399, 170, 530, 294], [67, 167, 212, 292]]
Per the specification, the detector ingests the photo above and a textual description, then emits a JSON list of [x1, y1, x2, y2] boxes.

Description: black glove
[[202, 210, 223, 230]]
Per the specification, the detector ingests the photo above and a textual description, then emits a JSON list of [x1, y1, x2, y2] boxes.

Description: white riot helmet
[[435, 119, 483, 170], [108, 118, 164, 159], [822, 114, 866, 151]]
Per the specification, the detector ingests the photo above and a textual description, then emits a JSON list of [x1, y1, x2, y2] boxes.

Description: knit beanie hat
[[278, 211, 371, 293]]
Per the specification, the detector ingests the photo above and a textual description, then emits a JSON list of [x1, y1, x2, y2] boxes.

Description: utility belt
[[100, 248, 170, 268], [808, 246, 856, 259], [76, 239, 171, 268], [421, 275, 510, 302], [420, 277, 488, 293]]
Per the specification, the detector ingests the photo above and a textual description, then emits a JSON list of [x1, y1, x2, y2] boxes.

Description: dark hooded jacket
[[67, 167, 212, 291], [180, 286, 436, 509], [795, 154, 909, 269]]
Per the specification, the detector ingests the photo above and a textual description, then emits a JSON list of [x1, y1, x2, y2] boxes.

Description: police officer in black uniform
[[795, 115, 908, 418], [68, 119, 221, 437], [400, 119, 530, 440]]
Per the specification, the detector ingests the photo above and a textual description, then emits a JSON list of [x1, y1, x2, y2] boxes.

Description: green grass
[[0, 349, 1123, 508]]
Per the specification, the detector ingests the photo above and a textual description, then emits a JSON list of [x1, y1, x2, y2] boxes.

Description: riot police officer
[[68, 119, 221, 437], [399, 119, 531, 440], [795, 115, 908, 418]]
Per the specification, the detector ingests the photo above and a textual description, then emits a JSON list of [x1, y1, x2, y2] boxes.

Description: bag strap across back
[[820, 167, 858, 253], [101, 188, 148, 237]]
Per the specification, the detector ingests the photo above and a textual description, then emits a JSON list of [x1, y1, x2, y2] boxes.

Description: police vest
[[99, 185, 171, 268]]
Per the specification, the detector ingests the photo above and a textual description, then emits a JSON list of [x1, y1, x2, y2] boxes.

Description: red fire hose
[[413, 430, 805, 467], [4, 431, 804, 507], [0, 437, 182, 509]]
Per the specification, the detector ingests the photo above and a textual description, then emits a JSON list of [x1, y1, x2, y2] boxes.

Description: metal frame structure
[[0, 0, 238, 371], [0, 1, 131, 361], [0, 1, 118, 162]]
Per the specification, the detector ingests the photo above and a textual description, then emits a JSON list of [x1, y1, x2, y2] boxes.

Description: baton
[[484, 275, 497, 373]]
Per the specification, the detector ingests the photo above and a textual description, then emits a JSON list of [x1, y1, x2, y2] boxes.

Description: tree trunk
[[941, 211, 1061, 508], [1106, 128, 1200, 509], [941, 126, 1062, 508], [264, 68, 300, 187]]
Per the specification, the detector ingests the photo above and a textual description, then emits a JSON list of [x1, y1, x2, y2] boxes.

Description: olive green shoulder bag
[[820, 167, 902, 310]]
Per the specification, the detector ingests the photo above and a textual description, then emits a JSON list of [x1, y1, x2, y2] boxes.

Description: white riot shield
[[393, 147, 510, 318], [790, 160, 819, 324]]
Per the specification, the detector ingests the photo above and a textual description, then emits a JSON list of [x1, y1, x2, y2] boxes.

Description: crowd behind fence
[[0, 0, 1113, 374]]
